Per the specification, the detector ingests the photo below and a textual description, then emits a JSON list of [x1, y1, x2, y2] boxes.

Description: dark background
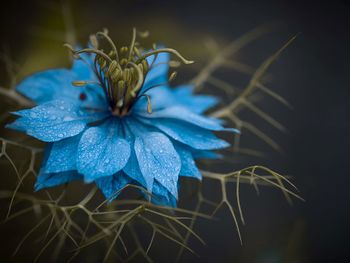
[[0, 0, 349, 262]]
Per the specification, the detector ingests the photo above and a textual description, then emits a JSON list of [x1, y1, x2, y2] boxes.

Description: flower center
[[65, 28, 194, 116]]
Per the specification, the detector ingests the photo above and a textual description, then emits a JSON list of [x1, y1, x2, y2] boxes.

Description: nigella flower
[[7, 29, 237, 207]]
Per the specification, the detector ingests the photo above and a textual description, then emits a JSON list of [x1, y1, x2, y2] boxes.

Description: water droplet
[[63, 116, 74, 121]]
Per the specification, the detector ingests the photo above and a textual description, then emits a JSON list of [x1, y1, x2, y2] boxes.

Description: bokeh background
[[0, 0, 349, 262]]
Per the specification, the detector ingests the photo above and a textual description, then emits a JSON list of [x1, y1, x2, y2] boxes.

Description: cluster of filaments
[[65, 29, 193, 116]]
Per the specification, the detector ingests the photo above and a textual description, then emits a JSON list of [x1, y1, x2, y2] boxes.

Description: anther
[[110, 69, 121, 82], [72, 81, 89, 87], [120, 46, 128, 54], [118, 80, 125, 90], [106, 60, 118, 77], [120, 58, 128, 66], [169, 72, 177, 82]]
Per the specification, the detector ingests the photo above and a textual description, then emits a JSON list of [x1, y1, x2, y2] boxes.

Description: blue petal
[[43, 133, 82, 173], [137, 105, 237, 132], [173, 85, 218, 114], [151, 180, 177, 207], [35, 170, 82, 191], [71, 52, 96, 80], [122, 122, 149, 190], [174, 144, 202, 180], [142, 51, 170, 91], [81, 84, 108, 110], [134, 85, 174, 112], [77, 118, 130, 182], [95, 172, 133, 201], [16, 52, 96, 104], [192, 149, 222, 159], [130, 124, 181, 198], [7, 100, 105, 142], [16, 69, 78, 104], [138, 117, 230, 150], [135, 85, 218, 115]]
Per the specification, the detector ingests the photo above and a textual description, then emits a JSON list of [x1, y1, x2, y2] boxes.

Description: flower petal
[[77, 118, 130, 182], [43, 134, 82, 173], [173, 85, 218, 114], [134, 85, 174, 112], [71, 52, 96, 80], [151, 180, 177, 207], [138, 117, 230, 150], [17, 52, 96, 104], [135, 84, 218, 115], [137, 105, 237, 132], [7, 100, 105, 142], [174, 144, 202, 180], [35, 171, 82, 191], [143, 51, 170, 91], [133, 131, 180, 198], [122, 122, 150, 190], [95, 172, 133, 201], [16, 69, 78, 104], [192, 149, 222, 159]]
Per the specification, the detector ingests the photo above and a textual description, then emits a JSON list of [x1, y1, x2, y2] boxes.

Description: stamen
[[106, 61, 119, 77], [72, 80, 101, 87], [64, 44, 112, 63], [72, 81, 89, 87], [127, 62, 144, 96], [128, 28, 137, 60], [169, 71, 177, 82], [136, 48, 194, 65], [96, 31, 119, 61], [67, 29, 193, 116], [137, 94, 153, 114]]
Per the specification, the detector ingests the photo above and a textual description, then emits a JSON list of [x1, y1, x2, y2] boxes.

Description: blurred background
[[0, 0, 349, 262]]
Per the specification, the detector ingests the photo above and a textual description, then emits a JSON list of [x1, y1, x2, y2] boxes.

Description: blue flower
[[8, 32, 237, 207]]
